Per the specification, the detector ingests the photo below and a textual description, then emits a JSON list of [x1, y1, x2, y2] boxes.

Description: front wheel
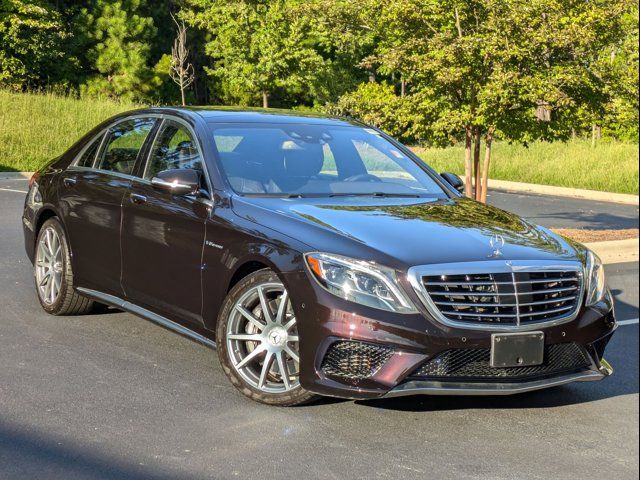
[[216, 269, 317, 406]]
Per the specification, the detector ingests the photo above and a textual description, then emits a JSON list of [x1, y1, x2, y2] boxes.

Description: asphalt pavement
[[488, 189, 639, 230], [0, 178, 638, 480]]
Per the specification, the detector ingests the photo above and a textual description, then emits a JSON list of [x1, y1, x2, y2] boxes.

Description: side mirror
[[440, 172, 464, 193], [151, 169, 200, 196]]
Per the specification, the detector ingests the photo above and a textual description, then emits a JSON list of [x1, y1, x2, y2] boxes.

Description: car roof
[[132, 106, 362, 127]]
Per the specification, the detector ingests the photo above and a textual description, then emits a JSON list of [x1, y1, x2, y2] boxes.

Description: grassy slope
[[0, 90, 138, 172], [0, 91, 638, 194], [413, 140, 639, 195]]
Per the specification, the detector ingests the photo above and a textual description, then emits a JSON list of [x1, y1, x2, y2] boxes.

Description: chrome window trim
[[407, 259, 585, 332], [71, 130, 107, 168], [140, 115, 214, 194]]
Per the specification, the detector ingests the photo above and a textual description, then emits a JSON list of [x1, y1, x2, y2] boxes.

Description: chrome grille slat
[[409, 261, 584, 331], [435, 296, 577, 308], [424, 281, 513, 286], [439, 311, 518, 319]]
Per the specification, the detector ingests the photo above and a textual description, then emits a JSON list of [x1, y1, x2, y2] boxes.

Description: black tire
[[216, 268, 318, 406], [34, 217, 93, 315]]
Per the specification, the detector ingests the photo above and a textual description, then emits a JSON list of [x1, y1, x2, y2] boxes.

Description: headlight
[[305, 252, 417, 313], [585, 250, 606, 306]]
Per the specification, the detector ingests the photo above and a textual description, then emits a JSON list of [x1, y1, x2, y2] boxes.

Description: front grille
[[321, 341, 393, 380], [412, 343, 590, 380], [422, 269, 582, 327]]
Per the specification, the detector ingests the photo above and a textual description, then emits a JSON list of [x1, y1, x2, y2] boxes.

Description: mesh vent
[[321, 341, 393, 380], [413, 343, 590, 380]]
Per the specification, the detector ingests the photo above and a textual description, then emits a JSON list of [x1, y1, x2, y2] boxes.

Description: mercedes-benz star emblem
[[488, 234, 505, 258]]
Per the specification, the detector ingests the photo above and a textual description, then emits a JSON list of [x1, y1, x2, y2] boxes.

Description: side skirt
[[76, 287, 216, 350]]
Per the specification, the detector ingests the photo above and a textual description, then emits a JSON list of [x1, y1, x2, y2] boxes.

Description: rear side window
[[96, 118, 156, 175], [144, 119, 203, 180], [76, 134, 103, 168]]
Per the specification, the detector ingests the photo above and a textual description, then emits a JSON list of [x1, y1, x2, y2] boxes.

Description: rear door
[[58, 116, 157, 296], [120, 117, 211, 325]]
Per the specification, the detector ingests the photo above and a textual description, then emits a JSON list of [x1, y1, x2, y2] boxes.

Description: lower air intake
[[321, 341, 393, 380], [413, 343, 590, 380]]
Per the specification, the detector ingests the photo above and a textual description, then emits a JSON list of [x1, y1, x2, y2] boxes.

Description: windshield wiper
[[329, 192, 422, 198]]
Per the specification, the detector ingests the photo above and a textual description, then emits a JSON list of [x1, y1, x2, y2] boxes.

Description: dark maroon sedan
[[23, 108, 615, 405]]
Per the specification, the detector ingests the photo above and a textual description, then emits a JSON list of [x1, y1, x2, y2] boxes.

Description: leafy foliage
[[181, 0, 328, 108], [0, 0, 637, 193], [80, 0, 156, 101], [0, 0, 71, 89]]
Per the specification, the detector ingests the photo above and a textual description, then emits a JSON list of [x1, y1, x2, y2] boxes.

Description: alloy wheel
[[226, 282, 300, 394], [35, 226, 63, 305]]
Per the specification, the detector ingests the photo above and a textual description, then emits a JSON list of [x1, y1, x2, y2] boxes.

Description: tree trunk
[[400, 79, 406, 97], [180, 84, 186, 106], [473, 127, 481, 200], [464, 126, 473, 198], [262, 91, 269, 108], [480, 128, 495, 204], [591, 124, 601, 147]]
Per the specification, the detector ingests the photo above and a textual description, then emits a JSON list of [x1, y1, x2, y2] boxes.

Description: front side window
[[210, 123, 446, 197], [96, 118, 156, 175], [144, 119, 204, 181]]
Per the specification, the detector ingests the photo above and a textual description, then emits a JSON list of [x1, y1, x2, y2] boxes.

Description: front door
[[121, 118, 210, 325]]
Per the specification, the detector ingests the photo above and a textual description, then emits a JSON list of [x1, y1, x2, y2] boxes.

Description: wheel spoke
[[235, 344, 265, 369], [235, 305, 266, 331], [288, 335, 299, 343], [257, 286, 273, 323], [50, 232, 59, 258], [49, 276, 57, 302], [284, 346, 299, 364], [283, 317, 296, 331], [227, 333, 263, 342], [275, 291, 288, 324], [258, 351, 275, 389], [276, 351, 291, 390], [45, 229, 53, 256]]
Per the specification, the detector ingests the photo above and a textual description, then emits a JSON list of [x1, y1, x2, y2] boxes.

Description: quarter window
[[144, 120, 204, 181], [96, 118, 156, 175], [76, 134, 103, 168]]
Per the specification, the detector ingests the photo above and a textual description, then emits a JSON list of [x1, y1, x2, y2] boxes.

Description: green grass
[[1, 90, 638, 194], [413, 140, 639, 195], [0, 90, 139, 172]]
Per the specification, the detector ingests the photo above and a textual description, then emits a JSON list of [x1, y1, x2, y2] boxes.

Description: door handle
[[63, 177, 76, 188], [130, 193, 147, 205]]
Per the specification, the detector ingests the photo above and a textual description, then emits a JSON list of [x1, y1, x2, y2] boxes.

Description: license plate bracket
[[490, 331, 545, 368]]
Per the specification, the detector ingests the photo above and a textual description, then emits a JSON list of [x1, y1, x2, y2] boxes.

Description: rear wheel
[[216, 269, 317, 406], [34, 218, 93, 315]]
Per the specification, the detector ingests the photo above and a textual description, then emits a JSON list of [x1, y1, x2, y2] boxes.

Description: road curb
[[0, 171, 33, 180], [486, 179, 638, 206], [585, 238, 639, 265]]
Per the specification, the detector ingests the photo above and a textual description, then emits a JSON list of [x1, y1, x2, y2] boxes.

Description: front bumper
[[382, 358, 613, 398], [283, 271, 617, 400]]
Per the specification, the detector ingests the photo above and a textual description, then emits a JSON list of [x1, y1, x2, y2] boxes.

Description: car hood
[[231, 196, 582, 268]]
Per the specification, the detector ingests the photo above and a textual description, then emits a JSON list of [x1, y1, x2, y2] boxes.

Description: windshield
[[209, 123, 448, 198]]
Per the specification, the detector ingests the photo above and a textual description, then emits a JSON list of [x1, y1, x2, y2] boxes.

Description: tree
[[355, 0, 629, 202], [182, 0, 328, 108], [169, 15, 195, 106], [81, 0, 156, 101], [0, 0, 70, 90]]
